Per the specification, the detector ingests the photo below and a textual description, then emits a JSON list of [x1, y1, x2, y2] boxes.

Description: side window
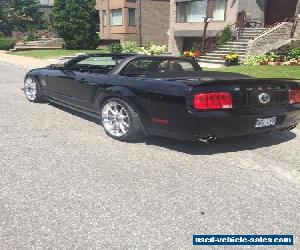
[[157, 60, 196, 72], [69, 56, 118, 74], [124, 59, 154, 75], [76, 56, 116, 66]]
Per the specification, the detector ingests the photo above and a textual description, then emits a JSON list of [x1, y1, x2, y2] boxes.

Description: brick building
[[168, 0, 300, 55], [96, 0, 170, 45]]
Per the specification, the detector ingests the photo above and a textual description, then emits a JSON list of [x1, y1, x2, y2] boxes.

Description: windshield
[[123, 58, 202, 76], [67, 55, 130, 74]]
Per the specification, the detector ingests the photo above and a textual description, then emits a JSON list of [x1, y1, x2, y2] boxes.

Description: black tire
[[101, 98, 146, 141], [24, 77, 44, 103]]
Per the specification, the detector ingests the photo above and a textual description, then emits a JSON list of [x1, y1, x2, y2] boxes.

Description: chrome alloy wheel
[[101, 101, 130, 137], [24, 78, 37, 101]]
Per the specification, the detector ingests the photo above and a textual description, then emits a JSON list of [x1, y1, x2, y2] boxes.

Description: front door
[[265, 0, 298, 26]]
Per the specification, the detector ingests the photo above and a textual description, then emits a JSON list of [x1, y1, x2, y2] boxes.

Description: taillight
[[193, 92, 233, 110], [289, 89, 300, 104]]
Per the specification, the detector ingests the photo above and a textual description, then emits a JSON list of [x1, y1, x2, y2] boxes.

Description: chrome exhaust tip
[[288, 125, 296, 131], [198, 136, 217, 143]]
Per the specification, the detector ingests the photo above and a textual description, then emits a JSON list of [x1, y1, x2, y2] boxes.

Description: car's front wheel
[[24, 77, 43, 102], [101, 98, 145, 141]]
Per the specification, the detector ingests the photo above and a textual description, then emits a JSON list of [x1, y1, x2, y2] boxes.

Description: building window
[[128, 8, 136, 26], [111, 9, 123, 26], [102, 10, 107, 27], [176, 0, 226, 23], [95, 10, 100, 32], [213, 0, 226, 21]]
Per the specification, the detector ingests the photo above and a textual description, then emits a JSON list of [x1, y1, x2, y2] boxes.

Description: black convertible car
[[24, 53, 300, 142]]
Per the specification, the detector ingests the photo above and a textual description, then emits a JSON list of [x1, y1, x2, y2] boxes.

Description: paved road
[[0, 61, 299, 250]]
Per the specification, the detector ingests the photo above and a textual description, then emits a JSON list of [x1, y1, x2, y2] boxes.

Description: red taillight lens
[[193, 92, 233, 110], [289, 89, 300, 104]]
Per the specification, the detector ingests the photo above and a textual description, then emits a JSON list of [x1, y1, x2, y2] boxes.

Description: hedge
[[0, 38, 16, 50]]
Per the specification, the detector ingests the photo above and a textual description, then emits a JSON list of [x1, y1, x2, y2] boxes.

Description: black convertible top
[[143, 71, 252, 80], [52, 53, 253, 81]]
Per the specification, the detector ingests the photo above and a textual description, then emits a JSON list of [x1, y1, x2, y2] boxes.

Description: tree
[[52, 0, 100, 50], [0, 0, 44, 36]]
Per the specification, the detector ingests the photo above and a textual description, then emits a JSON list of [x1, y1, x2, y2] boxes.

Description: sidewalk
[[0, 50, 58, 69]]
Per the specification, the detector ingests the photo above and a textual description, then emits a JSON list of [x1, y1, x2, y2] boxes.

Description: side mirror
[[49, 63, 65, 69], [64, 61, 71, 69]]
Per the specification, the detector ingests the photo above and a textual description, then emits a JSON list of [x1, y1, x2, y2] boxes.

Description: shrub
[[268, 40, 300, 59], [53, 0, 100, 49], [139, 43, 167, 55], [266, 52, 281, 62], [288, 48, 300, 60], [108, 43, 122, 54], [0, 38, 16, 50], [26, 27, 38, 41], [217, 26, 232, 47], [241, 55, 268, 66], [0, 0, 44, 36], [121, 41, 139, 53]]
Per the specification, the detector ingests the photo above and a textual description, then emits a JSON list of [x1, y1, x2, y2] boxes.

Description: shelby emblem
[[258, 93, 271, 104]]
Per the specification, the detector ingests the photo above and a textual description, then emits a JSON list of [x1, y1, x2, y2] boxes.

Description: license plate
[[255, 117, 277, 128]]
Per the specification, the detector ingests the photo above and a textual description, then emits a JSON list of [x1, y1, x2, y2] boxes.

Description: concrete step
[[37, 38, 53, 41], [240, 31, 265, 35], [20, 44, 44, 47], [218, 46, 248, 50], [240, 28, 267, 31], [198, 59, 225, 65], [240, 29, 266, 32], [236, 39, 251, 42], [239, 34, 263, 38], [215, 50, 247, 55], [204, 53, 246, 57], [24, 42, 46, 46], [238, 36, 257, 39], [201, 55, 245, 60], [227, 41, 249, 45], [241, 29, 266, 32], [217, 47, 247, 54]]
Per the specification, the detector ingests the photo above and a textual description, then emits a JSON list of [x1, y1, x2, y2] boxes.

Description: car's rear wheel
[[24, 77, 43, 102], [101, 98, 145, 141]]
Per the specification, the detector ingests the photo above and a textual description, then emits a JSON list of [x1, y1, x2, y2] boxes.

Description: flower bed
[[183, 50, 201, 59], [242, 45, 300, 66]]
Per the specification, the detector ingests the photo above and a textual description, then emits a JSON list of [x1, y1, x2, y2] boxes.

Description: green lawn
[[207, 65, 300, 79], [10, 48, 109, 59]]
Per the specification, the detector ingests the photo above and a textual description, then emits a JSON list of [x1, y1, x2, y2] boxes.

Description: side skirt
[[47, 97, 101, 120]]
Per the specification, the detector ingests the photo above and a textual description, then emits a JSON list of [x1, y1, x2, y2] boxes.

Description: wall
[[98, 0, 138, 42], [137, 0, 170, 45], [238, 0, 267, 22], [97, 0, 169, 45]]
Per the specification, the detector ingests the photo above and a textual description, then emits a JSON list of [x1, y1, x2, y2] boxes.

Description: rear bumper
[[148, 105, 300, 141]]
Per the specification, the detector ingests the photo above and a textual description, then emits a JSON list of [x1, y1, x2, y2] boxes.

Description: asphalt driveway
[[0, 61, 299, 249]]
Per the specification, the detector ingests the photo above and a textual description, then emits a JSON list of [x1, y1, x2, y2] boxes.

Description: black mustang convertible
[[24, 53, 300, 142]]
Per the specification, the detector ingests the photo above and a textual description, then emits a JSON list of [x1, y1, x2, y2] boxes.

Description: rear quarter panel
[[90, 74, 191, 131]]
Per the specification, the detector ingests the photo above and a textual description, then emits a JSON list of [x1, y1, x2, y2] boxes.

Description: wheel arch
[[95, 86, 151, 129]]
